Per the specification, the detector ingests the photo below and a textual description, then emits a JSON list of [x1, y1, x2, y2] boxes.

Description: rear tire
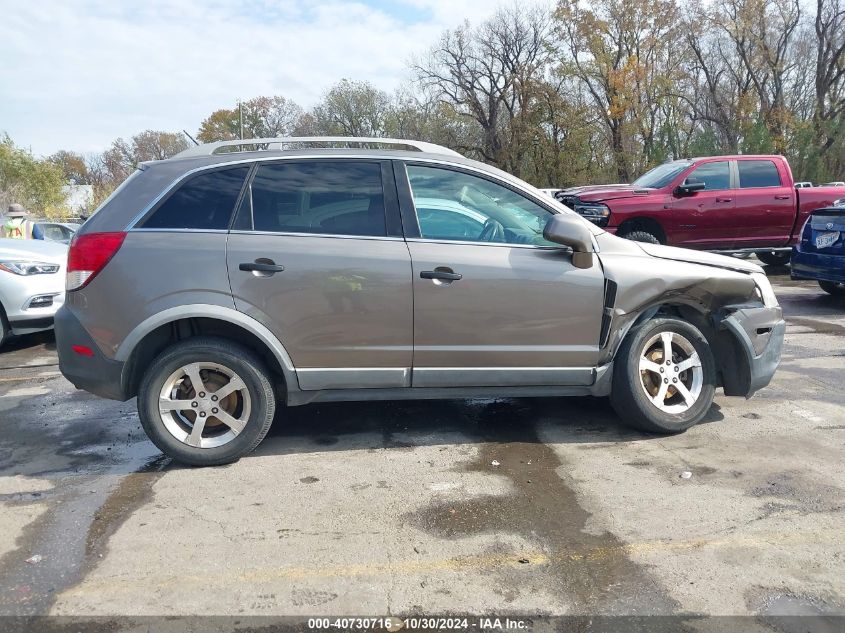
[[137, 337, 276, 466], [819, 280, 845, 296], [610, 317, 716, 434], [619, 230, 661, 244], [757, 251, 790, 266]]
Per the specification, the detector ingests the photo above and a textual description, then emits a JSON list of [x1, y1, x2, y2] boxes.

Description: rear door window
[[738, 160, 782, 188], [140, 166, 250, 230], [238, 161, 386, 237], [685, 161, 731, 190]]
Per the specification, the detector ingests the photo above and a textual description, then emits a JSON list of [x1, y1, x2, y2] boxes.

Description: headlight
[[833, 198, 845, 208], [751, 272, 779, 307], [573, 202, 611, 227], [0, 261, 60, 275]]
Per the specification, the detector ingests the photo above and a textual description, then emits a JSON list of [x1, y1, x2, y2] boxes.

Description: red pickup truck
[[555, 155, 845, 265]]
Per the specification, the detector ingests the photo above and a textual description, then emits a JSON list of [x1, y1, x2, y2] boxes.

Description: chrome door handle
[[716, 197, 733, 203], [420, 270, 462, 281], [774, 195, 791, 200]]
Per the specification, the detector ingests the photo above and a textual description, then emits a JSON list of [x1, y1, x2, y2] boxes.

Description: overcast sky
[[0, 0, 513, 157]]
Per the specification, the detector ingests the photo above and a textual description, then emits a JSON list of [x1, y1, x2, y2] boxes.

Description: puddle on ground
[[404, 399, 683, 617], [748, 470, 844, 516], [0, 383, 168, 616], [787, 317, 845, 337], [748, 588, 845, 633]]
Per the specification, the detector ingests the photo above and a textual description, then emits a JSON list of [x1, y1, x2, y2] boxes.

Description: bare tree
[[713, 0, 803, 152], [683, 5, 754, 153], [242, 96, 304, 137], [813, 0, 845, 156], [414, 6, 550, 176], [197, 96, 304, 142], [553, 0, 686, 180], [311, 80, 393, 137]]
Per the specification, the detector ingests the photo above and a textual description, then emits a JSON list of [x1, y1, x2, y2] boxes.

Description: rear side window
[[238, 161, 386, 237], [42, 224, 68, 241], [738, 160, 782, 188], [685, 161, 731, 190], [140, 166, 249, 230]]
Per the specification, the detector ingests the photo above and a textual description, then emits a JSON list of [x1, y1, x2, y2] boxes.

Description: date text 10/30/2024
[[307, 617, 530, 631]]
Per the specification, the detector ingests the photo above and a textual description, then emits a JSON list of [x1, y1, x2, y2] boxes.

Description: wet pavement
[[0, 265, 843, 628]]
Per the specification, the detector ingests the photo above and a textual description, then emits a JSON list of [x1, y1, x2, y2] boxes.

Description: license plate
[[815, 231, 840, 249]]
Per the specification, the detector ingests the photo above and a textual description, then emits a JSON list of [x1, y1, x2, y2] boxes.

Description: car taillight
[[66, 232, 126, 291]]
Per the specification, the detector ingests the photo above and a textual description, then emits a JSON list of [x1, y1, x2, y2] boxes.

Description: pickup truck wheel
[[610, 317, 716, 434], [619, 230, 660, 244], [137, 337, 276, 466], [819, 280, 845, 296], [756, 251, 790, 266]]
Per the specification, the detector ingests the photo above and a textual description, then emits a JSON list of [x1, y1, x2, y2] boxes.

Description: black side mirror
[[676, 179, 706, 195], [543, 213, 595, 269]]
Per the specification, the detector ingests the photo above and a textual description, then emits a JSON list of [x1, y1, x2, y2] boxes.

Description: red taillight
[[66, 232, 126, 291], [72, 345, 95, 357]]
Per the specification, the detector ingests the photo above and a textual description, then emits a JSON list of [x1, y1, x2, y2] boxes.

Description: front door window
[[684, 161, 731, 191], [406, 165, 555, 246]]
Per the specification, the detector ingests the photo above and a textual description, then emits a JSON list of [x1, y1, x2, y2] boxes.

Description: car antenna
[[183, 130, 199, 146]]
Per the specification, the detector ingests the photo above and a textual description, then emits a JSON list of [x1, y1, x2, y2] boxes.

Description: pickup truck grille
[[558, 195, 577, 210]]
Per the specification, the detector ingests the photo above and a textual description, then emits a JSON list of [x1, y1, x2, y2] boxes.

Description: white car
[[537, 188, 563, 198], [0, 238, 67, 347]]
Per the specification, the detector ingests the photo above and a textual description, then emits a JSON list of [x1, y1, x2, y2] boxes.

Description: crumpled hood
[[0, 238, 68, 264], [636, 242, 763, 274]]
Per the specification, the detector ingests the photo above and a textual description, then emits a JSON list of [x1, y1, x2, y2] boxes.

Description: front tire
[[0, 304, 9, 350], [137, 337, 276, 466], [619, 230, 661, 244], [757, 250, 790, 266], [819, 280, 845, 296], [610, 317, 716, 434]]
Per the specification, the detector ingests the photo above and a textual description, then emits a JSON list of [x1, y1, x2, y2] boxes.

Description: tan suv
[[55, 137, 785, 466]]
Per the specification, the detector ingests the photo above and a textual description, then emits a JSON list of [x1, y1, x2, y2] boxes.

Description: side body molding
[[115, 304, 300, 392]]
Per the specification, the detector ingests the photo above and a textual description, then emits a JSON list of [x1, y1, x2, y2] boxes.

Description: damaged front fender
[[598, 250, 759, 364], [718, 306, 785, 396], [596, 239, 784, 398]]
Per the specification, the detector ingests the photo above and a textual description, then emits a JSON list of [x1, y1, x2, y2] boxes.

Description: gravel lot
[[0, 264, 843, 628]]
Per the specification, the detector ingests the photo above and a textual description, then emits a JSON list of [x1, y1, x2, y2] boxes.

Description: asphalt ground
[[0, 263, 843, 631]]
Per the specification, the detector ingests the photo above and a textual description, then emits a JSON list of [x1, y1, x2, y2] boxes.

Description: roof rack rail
[[175, 136, 463, 159]]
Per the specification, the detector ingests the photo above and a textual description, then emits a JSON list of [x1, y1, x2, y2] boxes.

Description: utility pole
[[238, 99, 244, 140]]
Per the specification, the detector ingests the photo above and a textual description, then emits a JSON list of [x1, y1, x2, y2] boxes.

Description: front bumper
[[791, 249, 845, 284], [55, 306, 128, 400], [0, 271, 65, 335], [719, 306, 785, 398], [8, 315, 55, 334]]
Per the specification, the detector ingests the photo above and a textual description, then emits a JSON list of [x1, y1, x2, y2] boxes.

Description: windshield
[[632, 161, 692, 189]]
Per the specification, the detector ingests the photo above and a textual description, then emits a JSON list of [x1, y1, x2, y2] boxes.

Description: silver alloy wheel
[[638, 331, 703, 414], [158, 362, 251, 449]]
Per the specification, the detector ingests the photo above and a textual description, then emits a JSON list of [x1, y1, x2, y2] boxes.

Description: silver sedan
[[0, 238, 67, 347]]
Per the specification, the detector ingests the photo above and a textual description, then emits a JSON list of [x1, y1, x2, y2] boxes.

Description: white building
[[62, 184, 94, 214]]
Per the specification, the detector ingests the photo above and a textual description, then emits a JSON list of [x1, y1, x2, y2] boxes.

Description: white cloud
[[0, 0, 512, 156]]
